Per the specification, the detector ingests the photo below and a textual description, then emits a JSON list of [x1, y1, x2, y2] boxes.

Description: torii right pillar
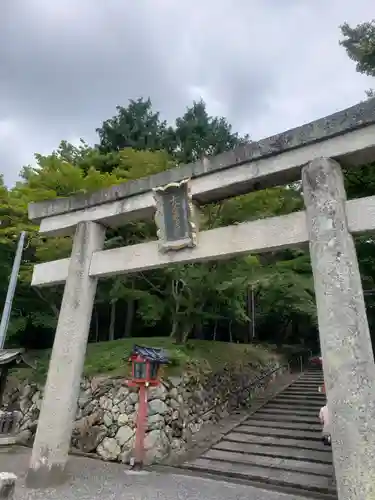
[[302, 157, 375, 499]]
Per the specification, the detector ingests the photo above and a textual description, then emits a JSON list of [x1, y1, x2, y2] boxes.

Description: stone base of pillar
[[0, 472, 17, 499], [26, 463, 67, 489]]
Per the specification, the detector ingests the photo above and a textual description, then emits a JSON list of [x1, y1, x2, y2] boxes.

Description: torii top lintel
[[28, 98, 375, 226]]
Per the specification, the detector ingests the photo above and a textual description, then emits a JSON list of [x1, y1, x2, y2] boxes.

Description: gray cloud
[[0, 0, 374, 185]]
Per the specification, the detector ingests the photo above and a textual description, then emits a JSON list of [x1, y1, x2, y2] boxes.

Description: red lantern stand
[[126, 347, 168, 470]]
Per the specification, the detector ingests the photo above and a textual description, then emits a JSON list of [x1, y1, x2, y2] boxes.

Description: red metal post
[[134, 383, 148, 467]]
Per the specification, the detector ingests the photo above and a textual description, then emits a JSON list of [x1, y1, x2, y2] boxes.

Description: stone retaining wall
[[1, 358, 287, 464]]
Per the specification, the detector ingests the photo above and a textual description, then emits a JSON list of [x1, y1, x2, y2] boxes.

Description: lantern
[[128, 346, 169, 387], [125, 345, 169, 470]]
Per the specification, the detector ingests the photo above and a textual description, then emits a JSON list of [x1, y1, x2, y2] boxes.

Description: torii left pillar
[[26, 221, 105, 488]]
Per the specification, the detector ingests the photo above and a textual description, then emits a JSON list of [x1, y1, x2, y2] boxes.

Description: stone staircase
[[181, 369, 336, 499]]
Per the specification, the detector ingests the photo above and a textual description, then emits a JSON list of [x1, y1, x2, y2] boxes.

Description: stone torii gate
[[27, 99, 375, 499]]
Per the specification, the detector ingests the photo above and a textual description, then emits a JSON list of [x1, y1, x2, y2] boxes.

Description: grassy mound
[[12, 338, 281, 383]]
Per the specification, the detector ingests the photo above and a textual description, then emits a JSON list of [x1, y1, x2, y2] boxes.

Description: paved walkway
[[1, 448, 308, 500]]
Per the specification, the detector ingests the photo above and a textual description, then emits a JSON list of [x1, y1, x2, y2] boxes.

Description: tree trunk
[[109, 300, 116, 341], [170, 317, 178, 338], [229, 320, 233, 343], [194, 321, 204, 340], [246, 286, 251, 343], [124, 299, 135, 338], [94, 307, 99, 342], [213, 320, 218, 341]]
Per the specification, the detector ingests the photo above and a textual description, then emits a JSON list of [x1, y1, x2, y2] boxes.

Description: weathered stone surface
[[115, 426, 134, 447], [148, 385, 167, 402], [78, 392, 91, 409], [0, 472, 17, 499], [168, 377, 183, 388], [114, 386, 129, 403], [302, 157, 375, 500], [148, 413, 165, 430], [144, 429, 169, 464], [169, 387, 179, 400], [97, 437, 121, 461], [119, 448, 132, 464], [76, 426, 106, 453], [103, 412, 113, 427], [127, 392, 138, 405], [17, 430, 32, 446], [117, 413, 129, 426], [149, 399, 168, 416], [99, 396, 113, 411]]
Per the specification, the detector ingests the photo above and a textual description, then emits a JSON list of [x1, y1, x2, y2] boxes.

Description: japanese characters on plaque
[[153, 178, 198, 253]]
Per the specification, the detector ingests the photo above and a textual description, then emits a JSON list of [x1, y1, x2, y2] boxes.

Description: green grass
[[11, 338, 281, 384]]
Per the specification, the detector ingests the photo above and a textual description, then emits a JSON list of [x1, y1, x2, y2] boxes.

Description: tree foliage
[[340, 21, 375, 78]]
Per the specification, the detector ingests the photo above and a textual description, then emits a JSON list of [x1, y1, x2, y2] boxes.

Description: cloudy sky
[[1, 0, 374, 186]]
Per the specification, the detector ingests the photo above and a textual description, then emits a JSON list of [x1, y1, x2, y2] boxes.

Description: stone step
[[261, 408, 319, 419], [243, 419, 322, 432], [277, 392, 325, 399], [283, 389, 325, 396], [275, 395, 325, 404], [213, 440, 332, 463], [203, 449, 334, 477], [289, 383, 323, 389], [259, 406, 319, 417], [298, 372, 323, 376], [183, 458, 336, 496], [284, 390, 322, 396], [290, 382, 323, 392], [226, 432, 329, 451], [286, 383, 324, 389], [180, 368, 335, 499], [270, 398, 323, 408], [253, 412, 319, 424], [265, 400, 320, 408], [236, 424, 321, 440]]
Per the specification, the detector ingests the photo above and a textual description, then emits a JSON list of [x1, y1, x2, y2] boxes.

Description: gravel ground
[[0, 447, 308, 500]]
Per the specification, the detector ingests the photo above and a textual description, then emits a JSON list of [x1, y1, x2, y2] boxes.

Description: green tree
[[96, 98, 170, 153], [340, 21, 375, 78], [95, 97, 249, 166], [172, 100, 249, 164]]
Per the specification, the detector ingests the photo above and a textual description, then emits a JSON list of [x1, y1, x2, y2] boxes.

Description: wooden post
[[133, 384, 148, 468]]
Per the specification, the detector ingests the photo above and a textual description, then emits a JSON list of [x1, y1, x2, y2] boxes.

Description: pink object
[[319, 404, 330, 435]]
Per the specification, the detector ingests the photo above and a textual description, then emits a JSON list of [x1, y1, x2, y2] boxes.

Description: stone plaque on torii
[[26, 98, 375, 499], [153, 178, 198, 253]]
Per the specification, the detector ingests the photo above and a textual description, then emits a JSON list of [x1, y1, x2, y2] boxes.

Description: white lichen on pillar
[[302, 157, 375, 500], [0, 473, 17, 499], [26, 221, 105, 488]]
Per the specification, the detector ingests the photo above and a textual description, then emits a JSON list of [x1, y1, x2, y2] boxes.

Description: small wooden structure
[[0, 349, 31, 407], [0, 349, 32, 437]]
